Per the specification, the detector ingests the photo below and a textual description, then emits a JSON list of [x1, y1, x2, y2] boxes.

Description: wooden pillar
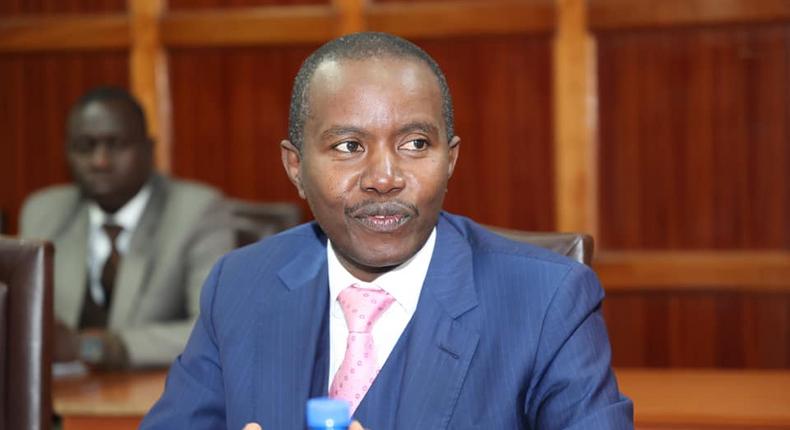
[[129, 0, 172, 173], [333, 0, 366, 35], [553, 0, 599, 236]]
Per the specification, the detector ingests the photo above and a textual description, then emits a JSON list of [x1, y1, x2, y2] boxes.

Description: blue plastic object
[[306, 397, 351, 430]]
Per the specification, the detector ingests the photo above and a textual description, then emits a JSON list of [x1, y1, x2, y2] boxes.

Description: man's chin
[[350, 246, 419, 272]]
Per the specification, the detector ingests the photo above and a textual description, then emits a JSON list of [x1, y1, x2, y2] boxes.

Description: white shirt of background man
[[86, 184, 152, 306]]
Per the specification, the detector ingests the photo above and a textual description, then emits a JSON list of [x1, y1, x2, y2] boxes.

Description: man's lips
[[355, 214, 409, 232], [346, 200, 418, 233]]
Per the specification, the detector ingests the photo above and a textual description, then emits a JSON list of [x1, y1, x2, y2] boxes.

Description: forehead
[[305, 57, 443, 131], [68, 99, 143, 138]]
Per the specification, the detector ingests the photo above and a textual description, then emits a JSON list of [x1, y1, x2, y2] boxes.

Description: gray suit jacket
[[20, 174, 234, 367]]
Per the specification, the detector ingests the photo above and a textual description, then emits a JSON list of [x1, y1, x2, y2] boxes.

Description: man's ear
[[447, 135, 461, 178], [280, 140, 305, 199]]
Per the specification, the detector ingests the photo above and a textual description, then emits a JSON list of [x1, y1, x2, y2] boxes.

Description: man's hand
[[242, 420, 365, 429], [79, 329, 129, 369]]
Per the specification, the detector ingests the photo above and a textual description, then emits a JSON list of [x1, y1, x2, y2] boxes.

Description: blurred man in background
[[20, 87, 234, 369]]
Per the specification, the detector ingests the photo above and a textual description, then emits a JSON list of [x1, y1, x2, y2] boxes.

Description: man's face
[[67, 99, 153, 213], [282, 57, 460, 282]]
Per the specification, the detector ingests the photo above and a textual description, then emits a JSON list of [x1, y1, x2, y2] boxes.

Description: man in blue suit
[[142, 32, 632, 429]]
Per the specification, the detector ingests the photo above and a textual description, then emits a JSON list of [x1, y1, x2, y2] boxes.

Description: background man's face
[[67, 99, 153, 213], [285, 56, 460, 282]]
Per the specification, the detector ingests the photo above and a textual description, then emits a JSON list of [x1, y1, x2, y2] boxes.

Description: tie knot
[[103, 224, 123, 243], [337, 284, 395, 333]]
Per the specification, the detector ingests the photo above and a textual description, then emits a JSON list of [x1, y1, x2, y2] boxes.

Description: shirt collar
[[327, 227, 437, 314], [88, 181, 153, 232]]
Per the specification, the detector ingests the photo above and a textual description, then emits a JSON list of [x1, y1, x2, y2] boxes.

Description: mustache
[[345, 200, 419, 218]]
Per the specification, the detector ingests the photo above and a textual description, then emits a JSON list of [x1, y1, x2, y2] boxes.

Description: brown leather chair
[[226, 199, 303, 247], [0, 237, 53, 430], [488, 227, 594, 266]]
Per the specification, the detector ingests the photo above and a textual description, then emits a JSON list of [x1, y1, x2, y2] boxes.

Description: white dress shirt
[[86, 184, 152, 306], [327, 227, 437, 387]]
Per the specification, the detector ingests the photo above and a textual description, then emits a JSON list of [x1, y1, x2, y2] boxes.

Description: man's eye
[[334, 141, 362, 153], [69, 139, 95, 154], [401, 139, 429, 151]]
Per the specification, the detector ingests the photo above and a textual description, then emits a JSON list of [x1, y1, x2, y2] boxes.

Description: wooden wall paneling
[[746, 25, 790, 248], [169, 46, 318, 211], [130, 0, 172, 171], [0, 0, 125, 16], [554, 0, 598, 235], [169, 49, 228, 187], [417, 36, 555, 230], [668, 292, 718, 366], [333, 0, 365, 35], [595, 29, 640, 247], [597, 25, 790, 249], [366, 0, 554, 39], [0, 52, 129, 235], [0, 14, 130, 52], [161, 5, 336, 47], [168, 0, 327, 10], [604, 290, 790, 368], [590, 0, 790, 31], [596, 251, 790, 291]]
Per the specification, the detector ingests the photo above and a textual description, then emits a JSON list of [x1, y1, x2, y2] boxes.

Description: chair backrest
[[488, 227, 594, 266], [226, 199, 303, 247], [0, 237, 53, 430]]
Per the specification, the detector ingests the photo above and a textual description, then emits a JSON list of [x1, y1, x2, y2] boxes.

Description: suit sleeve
[[525, 264, 634, 429], [19, 192, 52, 239], [139, 256, 228, 429], [117, 196, 235, 367]]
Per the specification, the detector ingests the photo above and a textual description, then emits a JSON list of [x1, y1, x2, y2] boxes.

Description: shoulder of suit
[[441, 212, 599, 305], [23, 184, 80, 208], [161, 177, 222, 201], [223, 221, 322, 262], [20, 184, 81, 236], [21, 184, 80, 220], [441, 211, 582, 270], [154, 177, 225, 217]]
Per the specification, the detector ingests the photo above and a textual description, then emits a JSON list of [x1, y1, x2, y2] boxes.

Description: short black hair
[[288, 32, 454, 150], [68, 86, 148, 135]]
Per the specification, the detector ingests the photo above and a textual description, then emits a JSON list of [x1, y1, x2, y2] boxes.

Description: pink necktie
[[329, 284, 395, 414]]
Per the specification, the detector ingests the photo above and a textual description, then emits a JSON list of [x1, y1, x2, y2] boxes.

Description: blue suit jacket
[[141, 212, 633, 429]]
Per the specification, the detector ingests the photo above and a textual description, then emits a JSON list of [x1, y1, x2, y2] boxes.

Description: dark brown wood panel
[[169, 45, 318, 212], [419, 35, 554, 230], [598, 24, 790, 250], [0, 0, 125, 16], [604, 290, 790, 368], [0, 51, 129, 235], [366, 0, 555, 39], [590, 0, 790, 31], [168, 0, 327, 10], [169, 36, 554, 230]]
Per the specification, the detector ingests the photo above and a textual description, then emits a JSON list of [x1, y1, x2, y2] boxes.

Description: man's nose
[[89, 144, 112, 169], [360, 148, 405, 195]]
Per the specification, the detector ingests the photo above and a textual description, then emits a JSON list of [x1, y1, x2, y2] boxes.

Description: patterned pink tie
[[329, 284, 395, 414]]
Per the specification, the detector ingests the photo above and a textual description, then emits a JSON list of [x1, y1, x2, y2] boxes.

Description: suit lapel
[[54, 204, 89, 327], [252, 226, 330, 429], [109, 177, 165, 327], [357, 215, 481, 429]]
